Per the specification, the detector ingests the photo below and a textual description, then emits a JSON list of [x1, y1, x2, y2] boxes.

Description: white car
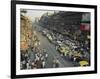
[[46, 34, 53, 42], [42, 30, 47, 36]]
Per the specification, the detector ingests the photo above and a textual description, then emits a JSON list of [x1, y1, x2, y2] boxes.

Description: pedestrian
[[42, 60, 46, 68], [22, 60, 27, 69], [52, 58, 56, 68], [43, 48, 46, 54], [73, 57, 76, 62], [24, 52, 28, 61], [36, 60, 42, 68], [55, 58, 60, 68], [31, 61, 35, 69], [26, 62, 30, 69], [36, 55, 40, 61], [41, 56, 44, 61], [52, 58, 60, 68], [39, 53, 42, 58], [45, 53, 48, 60], [20, 62, 23, 69]]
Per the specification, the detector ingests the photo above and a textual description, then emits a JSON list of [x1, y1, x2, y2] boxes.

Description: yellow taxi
[[79, 60, 89, 67], [57, 45, 69, 55]]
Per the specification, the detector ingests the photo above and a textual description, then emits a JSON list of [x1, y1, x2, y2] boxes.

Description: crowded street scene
[[20, 9, 91, 70]]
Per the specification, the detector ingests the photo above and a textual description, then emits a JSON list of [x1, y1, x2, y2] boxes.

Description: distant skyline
[[21, 9, 90, 22]]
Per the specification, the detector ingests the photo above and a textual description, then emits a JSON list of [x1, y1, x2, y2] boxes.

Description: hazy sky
[[21, 9, 55, 22]]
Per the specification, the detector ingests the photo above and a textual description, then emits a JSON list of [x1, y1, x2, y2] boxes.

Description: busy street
[[20, 9, 90, 70]]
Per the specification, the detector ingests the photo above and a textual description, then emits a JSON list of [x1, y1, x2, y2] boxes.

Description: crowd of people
[[20, 46, 61, 70], [21, 48, 48, 69], [20, 11, 90, 70]]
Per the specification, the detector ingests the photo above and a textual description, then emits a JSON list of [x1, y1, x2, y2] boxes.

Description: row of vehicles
[[56, 43, 89, 67], [41, 29, 89, 67], [42, 30, 53, 42]]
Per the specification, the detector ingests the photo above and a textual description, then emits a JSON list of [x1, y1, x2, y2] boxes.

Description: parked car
[[46, 34, 53, 42], [42, 30, 47, 36], [54, 40, 63, 46], [57, 44, 70, 56], [79, 60, 89, 67]]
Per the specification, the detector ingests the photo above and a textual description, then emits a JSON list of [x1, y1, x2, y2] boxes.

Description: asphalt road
[[33, 24, 75, 68]]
